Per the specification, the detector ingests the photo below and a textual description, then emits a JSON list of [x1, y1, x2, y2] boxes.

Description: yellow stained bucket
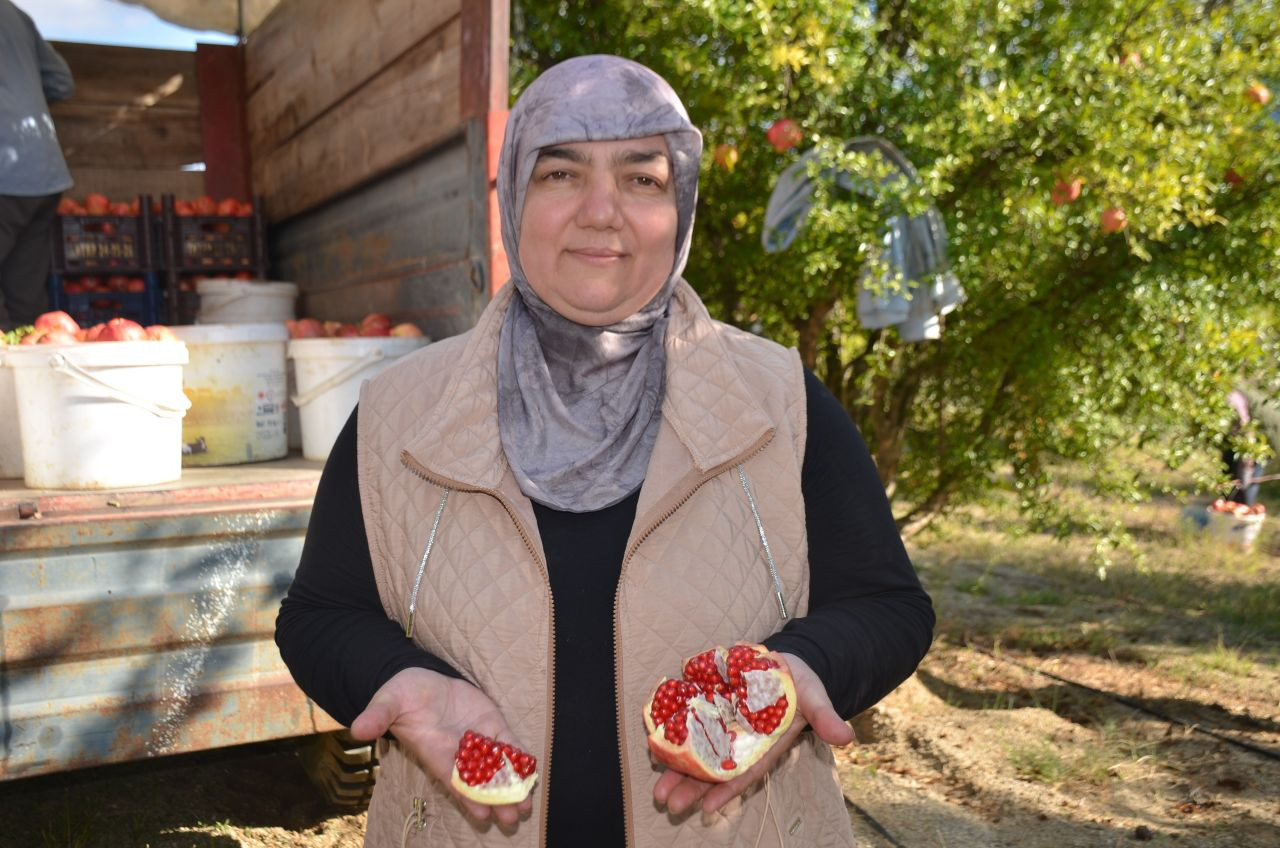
[[172, 323, 289, 466]]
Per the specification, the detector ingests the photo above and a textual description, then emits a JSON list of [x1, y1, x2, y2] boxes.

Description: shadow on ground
[[916, 666, 1280, 737], [0, 739, 342, 848]]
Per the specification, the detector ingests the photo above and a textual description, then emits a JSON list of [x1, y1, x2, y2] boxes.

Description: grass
[[1162, 632, 1257, 680], [1009, 588, 1068, 607], [39, 791, 94, 848], [1006, 741, 1068, 783], [1199, 640, 1256, 676], [910, 455, 1280, 650], [1006, 722, 1162, 787]]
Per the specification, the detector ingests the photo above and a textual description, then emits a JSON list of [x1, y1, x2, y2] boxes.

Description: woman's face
[[518, 135, 678, 326]]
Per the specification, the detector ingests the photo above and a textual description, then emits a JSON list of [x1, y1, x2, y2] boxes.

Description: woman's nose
[[576, 177, 623, 229]]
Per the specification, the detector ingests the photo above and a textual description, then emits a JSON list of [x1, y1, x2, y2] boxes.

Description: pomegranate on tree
[[1100, 206, 1128, 233], [713, 143, 740, 172], [1051, 177, 1082, 206], [450, 729, 539, 804], [766, 119, 803, 153], [644, 643, 797, 782]]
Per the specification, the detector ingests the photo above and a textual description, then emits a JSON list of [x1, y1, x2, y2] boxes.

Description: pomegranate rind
[[450, 760, 538, 805], [646, 688, 739, 782], [643, 643, 798, 783]]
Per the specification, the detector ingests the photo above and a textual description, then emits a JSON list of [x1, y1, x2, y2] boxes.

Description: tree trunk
[[896, 481, 954, 537], [794, 296, 836, 370]]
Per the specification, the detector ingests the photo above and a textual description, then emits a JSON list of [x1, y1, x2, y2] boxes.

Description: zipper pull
[[401, 797, 427, 846]]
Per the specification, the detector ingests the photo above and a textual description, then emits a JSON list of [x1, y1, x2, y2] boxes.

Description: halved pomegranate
[[450, 729, 538, 805], [644, 643, 797, 782]]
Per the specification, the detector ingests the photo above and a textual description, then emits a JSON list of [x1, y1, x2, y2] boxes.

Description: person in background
[[277, 54, 933, 847], [1225, 384, 1280, 507], [0, 0, 74, 330]]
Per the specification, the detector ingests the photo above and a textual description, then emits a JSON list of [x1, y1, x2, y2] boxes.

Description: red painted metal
[[195, 43, 252, 202], [488, 108, 510, 296], [460, 0, 510, 297]]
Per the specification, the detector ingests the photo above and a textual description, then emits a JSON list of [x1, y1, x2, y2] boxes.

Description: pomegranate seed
[[453, 730, 537, 787]]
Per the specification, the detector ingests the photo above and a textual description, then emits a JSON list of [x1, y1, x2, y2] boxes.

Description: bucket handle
[[291, 349, 385, 408], [49, 353, 191, 419]]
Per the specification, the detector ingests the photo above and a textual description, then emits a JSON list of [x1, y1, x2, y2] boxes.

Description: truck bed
[[0, 457, 340, 781]]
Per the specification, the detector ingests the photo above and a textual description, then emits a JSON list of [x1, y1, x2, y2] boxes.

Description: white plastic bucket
[[5, 341, 190, 489], [171, 323, 289, 466], [0, 346, 22, 478], [196, 279, 298, 325], [1205, 506, 1266, 551], [288, 336, 429, 461]]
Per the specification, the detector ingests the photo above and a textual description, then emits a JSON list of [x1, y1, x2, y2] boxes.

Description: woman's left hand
[[652, 652, 855, 816]]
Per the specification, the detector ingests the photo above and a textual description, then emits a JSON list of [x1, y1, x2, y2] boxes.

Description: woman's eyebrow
[[536, 146, 589, 164], [613, 149, 669, 166], [534, 146, 669, 167]]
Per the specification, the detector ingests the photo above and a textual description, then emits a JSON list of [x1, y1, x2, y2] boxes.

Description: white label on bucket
[[254, 368, 287, 439]]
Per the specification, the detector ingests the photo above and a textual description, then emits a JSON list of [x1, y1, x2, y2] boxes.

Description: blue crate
[[48, 272, 163, 328]]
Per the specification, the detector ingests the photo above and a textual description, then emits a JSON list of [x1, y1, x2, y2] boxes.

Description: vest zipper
[[737, 466, 789, 621], [612, 430, 776, 848], [399, 453, 556, 848], [406, 489, 451, 638]]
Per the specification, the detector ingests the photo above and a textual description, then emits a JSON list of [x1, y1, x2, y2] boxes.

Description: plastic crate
[[50, 196, 156, 273], [161, 195, 266, 274], [48, 272, 163, 328]]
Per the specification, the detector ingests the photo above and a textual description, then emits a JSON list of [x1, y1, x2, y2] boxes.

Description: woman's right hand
[[350, 667, 534, 828]]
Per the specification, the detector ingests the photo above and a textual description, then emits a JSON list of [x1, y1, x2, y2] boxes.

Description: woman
[[276, 55, 934, 847]]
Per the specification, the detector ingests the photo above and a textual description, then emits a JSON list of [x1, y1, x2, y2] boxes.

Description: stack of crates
[[47, 196, 163, 327], [161, 195, 268, 324]]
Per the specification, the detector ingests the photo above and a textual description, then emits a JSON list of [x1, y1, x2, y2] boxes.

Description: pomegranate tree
[[644, 643, 796, 782], [450, 730, 539, 805]]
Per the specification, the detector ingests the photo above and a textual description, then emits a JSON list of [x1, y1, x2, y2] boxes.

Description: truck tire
[[299, 730, 379, 807]]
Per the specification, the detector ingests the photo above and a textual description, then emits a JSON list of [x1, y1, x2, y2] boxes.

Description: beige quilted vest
[[356, 281, 854, 848]]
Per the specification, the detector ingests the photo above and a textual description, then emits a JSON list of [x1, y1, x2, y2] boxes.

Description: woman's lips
[[567, 248, 625, 265]]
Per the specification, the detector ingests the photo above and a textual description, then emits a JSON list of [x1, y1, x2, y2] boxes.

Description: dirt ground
[[5, 484, 1279, 847]]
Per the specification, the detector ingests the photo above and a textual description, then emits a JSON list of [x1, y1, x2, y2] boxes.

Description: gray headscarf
[[496, 55, 702, 512]]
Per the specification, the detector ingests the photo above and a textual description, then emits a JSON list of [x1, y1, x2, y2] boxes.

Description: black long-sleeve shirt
[[276, 369, 933, 842]]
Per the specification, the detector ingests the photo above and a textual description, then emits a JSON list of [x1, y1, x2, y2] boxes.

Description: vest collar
[[401, 280, 774, 491]]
